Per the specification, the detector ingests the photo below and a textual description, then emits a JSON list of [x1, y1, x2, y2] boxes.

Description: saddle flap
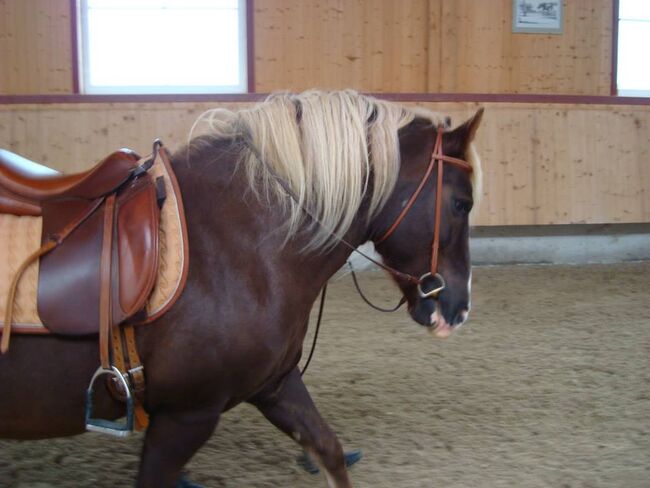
[[113, 176, 160, 322], [37, 175, 160, 335], [37, 199, 104, 334]]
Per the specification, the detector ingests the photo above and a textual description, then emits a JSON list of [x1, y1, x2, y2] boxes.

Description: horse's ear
[[464, 107, 485, 144], [462, 107, 483, 144], [448, 107, 484, 155]]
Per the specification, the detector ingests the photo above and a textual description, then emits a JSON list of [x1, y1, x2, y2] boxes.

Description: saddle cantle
[[0, 148, 139, 202]]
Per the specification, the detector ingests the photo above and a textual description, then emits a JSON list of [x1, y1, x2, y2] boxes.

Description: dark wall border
[[1, 93, 650, 106], [70, 0, 80, 94], [611, 0, 619, 96], [246, 0, 255, 93]]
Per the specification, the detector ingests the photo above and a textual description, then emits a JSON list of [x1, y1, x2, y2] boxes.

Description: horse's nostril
[[459, 309, 469, 323]]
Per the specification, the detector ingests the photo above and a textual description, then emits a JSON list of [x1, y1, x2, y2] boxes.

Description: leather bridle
[[373, 126, 473, 298], [246, 126, 473, 376]]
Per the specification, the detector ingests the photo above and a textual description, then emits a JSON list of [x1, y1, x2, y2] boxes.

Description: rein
[[244, 126, 472, 375], [348, 263, 406, 312]]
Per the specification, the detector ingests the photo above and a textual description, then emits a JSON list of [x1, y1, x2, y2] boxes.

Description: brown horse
[[0, 91, 483, 487]]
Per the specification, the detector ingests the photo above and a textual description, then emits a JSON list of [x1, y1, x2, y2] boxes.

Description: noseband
[[374, 127, 473, 298]]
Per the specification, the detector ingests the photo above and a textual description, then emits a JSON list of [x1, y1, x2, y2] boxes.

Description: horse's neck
[[264, 211, 368, 294], [172, 143, 368, 299]]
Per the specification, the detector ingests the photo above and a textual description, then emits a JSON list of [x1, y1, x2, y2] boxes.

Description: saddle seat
[[0, 148, 139, 201]]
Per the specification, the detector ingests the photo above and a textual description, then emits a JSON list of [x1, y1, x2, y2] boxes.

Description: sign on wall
[[512, 0, 563, 34]]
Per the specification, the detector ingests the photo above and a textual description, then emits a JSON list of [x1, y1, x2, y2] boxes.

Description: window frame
[[613, 0, 650, 97], [75, 0, 251, 95]]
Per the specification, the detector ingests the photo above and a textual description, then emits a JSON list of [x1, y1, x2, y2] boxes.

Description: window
[[79, 0, 247, 94], [617, 0, 650, 96]]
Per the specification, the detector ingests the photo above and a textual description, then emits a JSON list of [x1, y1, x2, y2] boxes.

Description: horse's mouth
[[408, 299, 455, 338], [427, 308, 454, 338]]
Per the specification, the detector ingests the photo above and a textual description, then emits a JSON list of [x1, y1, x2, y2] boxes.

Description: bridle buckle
[[417, 272, 446, 298]]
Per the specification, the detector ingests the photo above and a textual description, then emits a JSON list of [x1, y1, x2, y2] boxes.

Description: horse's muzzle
[[428, 306, 469, 338]]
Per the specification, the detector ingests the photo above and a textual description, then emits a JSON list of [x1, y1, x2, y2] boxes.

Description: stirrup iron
[[85, 365, 134, 437]]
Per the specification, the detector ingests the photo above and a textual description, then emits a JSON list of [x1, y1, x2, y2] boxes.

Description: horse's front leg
[[250, 367, 353, 488], [137, 407, 221, 488]]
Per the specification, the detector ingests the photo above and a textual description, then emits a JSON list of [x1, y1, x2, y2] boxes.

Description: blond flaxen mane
[[191, 90, 481, 250]]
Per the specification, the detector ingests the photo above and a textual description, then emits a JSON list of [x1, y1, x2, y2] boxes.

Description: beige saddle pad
[[0, 150, 188, 334]]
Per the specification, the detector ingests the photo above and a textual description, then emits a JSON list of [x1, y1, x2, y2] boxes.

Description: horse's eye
[[453, 198, 473, 214]]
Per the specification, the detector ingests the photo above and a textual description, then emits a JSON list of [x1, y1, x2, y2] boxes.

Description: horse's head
[[370, 109, 483, 338]]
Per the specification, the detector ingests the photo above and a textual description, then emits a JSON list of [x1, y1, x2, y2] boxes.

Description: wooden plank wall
[[252, 0, 613, 95], [254, 0, 431, 92], [1, 102, 648, 226], [427, 0, 612, 94], [1, 1, 647, 227], [0, 0, 73, 94], [0, 0, 614, 95]]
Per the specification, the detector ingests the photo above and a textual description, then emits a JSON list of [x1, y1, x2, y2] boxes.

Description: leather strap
[[99, 189, 149, 430], [123, 324, 148, 430], [109, 324, 148, 431], [110, 324, 127, 383], [99, 195, 116, 369], [430, 136, 444, 275], [123, 326, 144, 395], [375, 131, 444, 245]]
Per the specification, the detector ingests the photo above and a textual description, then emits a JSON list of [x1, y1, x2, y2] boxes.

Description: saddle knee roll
[[37, 175, 160, 335]]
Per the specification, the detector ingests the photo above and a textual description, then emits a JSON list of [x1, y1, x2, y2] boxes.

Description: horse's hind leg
[[250, 367, 352, 488], [137, 408, 221, 488]]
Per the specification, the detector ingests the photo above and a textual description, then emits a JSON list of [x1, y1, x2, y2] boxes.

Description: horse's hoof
[[176, 475, 203, 488], [296, 453, 320, 474], [344, 449, 363, 468], [296, 449, 363, 475]]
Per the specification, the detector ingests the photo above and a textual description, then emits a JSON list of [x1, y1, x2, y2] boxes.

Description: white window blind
[[79, 0, 247, 94], [618, 0, 650, 96]]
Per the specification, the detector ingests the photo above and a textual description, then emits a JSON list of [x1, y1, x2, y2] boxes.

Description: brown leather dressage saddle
[[0, 141, 188, 435]]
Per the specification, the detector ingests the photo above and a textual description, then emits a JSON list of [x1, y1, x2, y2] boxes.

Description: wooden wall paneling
[[408, 102, 650, 225], [432, 104, 540, 225], [426, 0, 443, 92], [0, 103, 255, 171], [509, 1, 612, 95], [253, 0, 429, 92], [378, 0, 429, 92], [433, 0, 613, 95], [0, 0, 73, 95], [0, 0, 616, 96], [431, 0, 511, 94], [1, 101, 648, 226]]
